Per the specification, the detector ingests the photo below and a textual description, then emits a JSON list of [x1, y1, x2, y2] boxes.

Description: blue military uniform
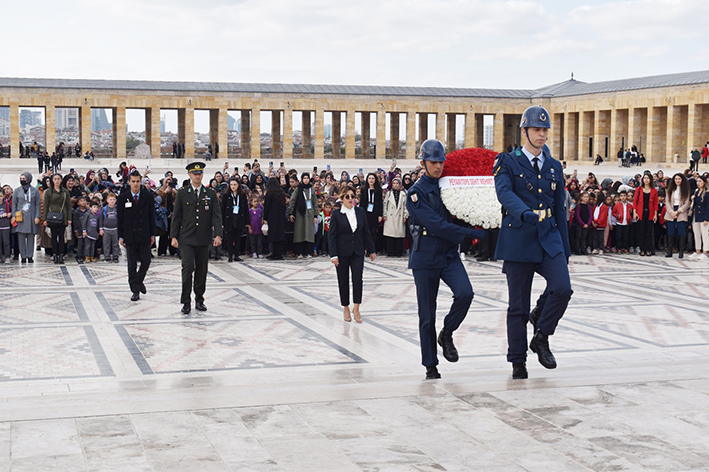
[[494, 139, 573, 367], [407, 141, 485, 374]]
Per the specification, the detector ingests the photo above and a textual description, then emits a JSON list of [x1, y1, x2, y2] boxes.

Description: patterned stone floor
[[0, 251, 708, 471]]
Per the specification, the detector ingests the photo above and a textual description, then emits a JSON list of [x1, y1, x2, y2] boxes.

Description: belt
[[532, 208, 553, 221]]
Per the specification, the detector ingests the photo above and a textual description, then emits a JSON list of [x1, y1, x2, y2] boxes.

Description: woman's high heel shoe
[[353, 308, 362, 323], [343, 307, 352, 322]]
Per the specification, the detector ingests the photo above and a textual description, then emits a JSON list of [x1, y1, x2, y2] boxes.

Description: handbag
[[46, 191, 66, 225], [14, 211, 23, 223], [261, 221, 269, 236]]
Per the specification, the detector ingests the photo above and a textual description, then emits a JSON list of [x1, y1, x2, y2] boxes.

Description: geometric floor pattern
[[0, 251, 708, 471]]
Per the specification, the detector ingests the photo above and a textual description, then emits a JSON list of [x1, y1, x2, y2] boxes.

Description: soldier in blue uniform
[[494, 106, 573, 380], [407, 139, 485, 380]]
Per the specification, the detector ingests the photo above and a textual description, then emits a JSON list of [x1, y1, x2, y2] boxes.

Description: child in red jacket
[[612, 190, 634, 253], [593, 194, 611, 254]]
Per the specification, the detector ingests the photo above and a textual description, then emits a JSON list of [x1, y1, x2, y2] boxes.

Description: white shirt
[[192, 186, 201, 198], [521, 146, 545, 170], [341, 205, 357, 232]]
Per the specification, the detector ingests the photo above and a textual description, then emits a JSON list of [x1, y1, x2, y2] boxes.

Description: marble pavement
[[0, 251, 708, 471]]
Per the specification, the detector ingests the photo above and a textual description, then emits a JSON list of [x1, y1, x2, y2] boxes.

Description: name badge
[[205, 205, 209, 210], [22, 203, 30, 212], [125, 201, 132, 208], [367, 203, 374, 212], [233, 206, 239, 214], [306, 200, 313, 210]]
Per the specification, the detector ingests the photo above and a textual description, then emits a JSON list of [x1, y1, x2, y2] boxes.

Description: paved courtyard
[[0, 251, 708, 471]]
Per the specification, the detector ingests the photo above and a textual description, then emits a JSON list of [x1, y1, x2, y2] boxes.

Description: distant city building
[[324, 124, 332, 139], [228, 114, 236, 131], [56, 108, 79, 129], [0, 108, 9, 121], [91, 109, 111, 132], [19, 109, 43, 129], [483, 125, 493, 149], [160, 114, 166, 134]]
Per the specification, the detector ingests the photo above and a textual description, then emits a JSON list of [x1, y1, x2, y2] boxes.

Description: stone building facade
[[1, 70, 708, 163]]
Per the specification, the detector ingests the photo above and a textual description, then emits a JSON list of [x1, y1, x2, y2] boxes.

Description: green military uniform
[[171, 162, 223, 307]]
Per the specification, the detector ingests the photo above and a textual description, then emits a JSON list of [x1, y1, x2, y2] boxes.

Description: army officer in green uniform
[[171, 162, 223, 314]]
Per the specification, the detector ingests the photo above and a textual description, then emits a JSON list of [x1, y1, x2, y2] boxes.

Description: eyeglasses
[[343, 195, 355, 200]]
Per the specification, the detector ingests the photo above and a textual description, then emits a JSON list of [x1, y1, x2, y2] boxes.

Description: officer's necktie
[[532, 157, 540, 174], [133, 194, 138, 205]]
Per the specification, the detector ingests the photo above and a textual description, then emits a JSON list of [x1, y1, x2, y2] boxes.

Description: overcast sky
[[8, 0, 708, 132]]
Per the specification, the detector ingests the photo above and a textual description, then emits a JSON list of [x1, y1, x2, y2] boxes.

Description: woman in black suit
[[358, 172, 384, 252], [221, 178, 249, 262], [329, 186, 376, 323]]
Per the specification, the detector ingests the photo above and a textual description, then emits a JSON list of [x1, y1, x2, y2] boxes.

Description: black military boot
[[512, 362, 528, 379], [530, 330, 557, 369], [437, 328, 459, 362], [529, 306, 541, 332], [678, 237, 685, 259], [665, 235, 674, 258], [425, 365, 441, 380]]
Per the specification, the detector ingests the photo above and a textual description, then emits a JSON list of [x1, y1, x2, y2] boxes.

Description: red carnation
[[441, 147, 498, 178]]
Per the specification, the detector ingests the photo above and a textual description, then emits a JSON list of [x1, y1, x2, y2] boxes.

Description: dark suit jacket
[[170, 185, 223, 245], [328, 207, 375, 258], [117, 189, 156, 245], [220, 190, 249, 230]]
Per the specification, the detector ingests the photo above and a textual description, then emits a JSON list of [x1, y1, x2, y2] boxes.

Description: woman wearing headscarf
[[221, 177, 249, 262], [382, 177, 408, 257], [11, 172, 42, 263], [263, 177, 287, 260], [42, 173, 72, 264], [287, 172, 318, 259]]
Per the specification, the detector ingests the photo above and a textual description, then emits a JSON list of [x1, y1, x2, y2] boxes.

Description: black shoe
[[195, 302, 207, 312], [425, 365, 441, 380], [512, 362, 528, 379], [181, 303, 191, 314], [139, 283, 147, 294], [27, 257, 33, 263], [58, 255, 65, 264], [476, 256, 489, 262], [228, 256, 233, 262], [130, 292, 140, 302], [234, 256, 243, 262], [530, 331, 557, 369], [437, 328, 459, 362], [12, 255, 18, 261], [53, 255, 58, 264], [21, 258, 26, 263], [529, 306, 541, 332]]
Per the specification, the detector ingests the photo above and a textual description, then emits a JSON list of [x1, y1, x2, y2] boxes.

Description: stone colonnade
[[1, 83, 708, 162]]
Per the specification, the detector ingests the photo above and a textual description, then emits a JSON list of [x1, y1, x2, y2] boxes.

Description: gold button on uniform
[[538, 189, 542, 193], [539, 203, 543, 208]]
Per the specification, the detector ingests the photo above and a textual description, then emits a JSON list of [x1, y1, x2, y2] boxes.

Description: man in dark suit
[[117, 170, 156, 302], [171, 162, 223, 314]]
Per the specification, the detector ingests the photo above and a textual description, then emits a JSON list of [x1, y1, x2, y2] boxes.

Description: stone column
[[376, 109, 386, 159], [390, 113, 399, 160], [436, 111, 445, 145], [563, 112, 577, 161], [688, 103, 703, 157], [217, 108, 228, 161], [146, 107, 162, 158], [464, 112, 475, 149], [302, 111, 312, 159], [272, 110, 282, 159], [627, 108, 635, 153], [666, 105, 681, 163], [609, 109, 618, 161], [550, 114, 562, 158], [240, 110, 250, 159], [9, 104, 19, 158], [418, 113, 428, 147], [314, 109, 324, 159], [80, 105, 92, 154], [251, 108, 261, 160], [577, 111, 587, 162], [593, 110, 601, 161], [332, 112, 341, 159], [361, 112, 370, 159], [647, 107, 659, 163], [345, 109, 355, 159], [113, 107, 126, 159], [446, 113, 456, 153], [45, 105, 55, 156], [283, 109, 293, 159], [493, 113, 504, 152], [405, 111, 416, 159], [184, 107, 195, 159], [475, 114, 484, 148]]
